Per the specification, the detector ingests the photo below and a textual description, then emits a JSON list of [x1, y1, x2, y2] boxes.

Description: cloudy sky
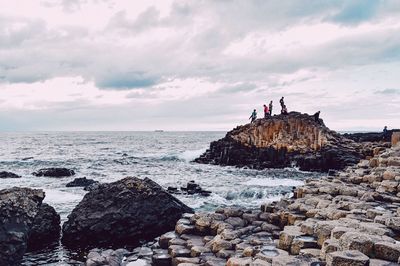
[[0, 0, 399, 131]]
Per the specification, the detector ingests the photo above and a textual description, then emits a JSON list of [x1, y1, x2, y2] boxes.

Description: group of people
[[249, 97, 288, 123]]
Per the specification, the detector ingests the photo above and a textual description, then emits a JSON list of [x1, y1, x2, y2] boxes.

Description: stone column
[[392, 132, 400, 147]]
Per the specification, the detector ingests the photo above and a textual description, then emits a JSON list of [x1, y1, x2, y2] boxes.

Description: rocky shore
[[87, 136, 400, 266], [195, 112, 387, 172]]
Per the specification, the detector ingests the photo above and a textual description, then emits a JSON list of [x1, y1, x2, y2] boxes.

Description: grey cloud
[[375, 88, 400, 95]]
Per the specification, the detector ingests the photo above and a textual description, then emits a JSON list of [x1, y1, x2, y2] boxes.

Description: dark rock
[[343, 129, 400, 143], [195, 112, 365, 172], [61, 177, 193, 249], [27, 203, 61, 251], [169, 181, 211, 197], [84, 182, 101, 191], [0, 187, 44, 266], [0, 171, 21, 178], [66, 177, 99, 188], [33, 168, 75, 177]]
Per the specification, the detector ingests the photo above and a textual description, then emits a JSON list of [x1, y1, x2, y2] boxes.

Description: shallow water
[[0, 131, 322, 265]]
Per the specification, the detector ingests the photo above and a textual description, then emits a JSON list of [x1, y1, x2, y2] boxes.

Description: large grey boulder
[[62, 177, 193, 249]]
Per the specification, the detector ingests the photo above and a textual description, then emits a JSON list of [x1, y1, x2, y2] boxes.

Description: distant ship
[[154, 130, 164, 132]]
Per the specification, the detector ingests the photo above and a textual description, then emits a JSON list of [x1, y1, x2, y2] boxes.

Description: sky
[[0, 0, 399, 131]]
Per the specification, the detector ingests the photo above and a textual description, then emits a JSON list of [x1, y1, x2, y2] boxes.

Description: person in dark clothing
[[269, 101, 273, 116], [383, 126, 388, 140], [279, 97, 285, 108], [314, 111, 321, 123], [249, 109, 257, 123], [263, 105, 269, 118]]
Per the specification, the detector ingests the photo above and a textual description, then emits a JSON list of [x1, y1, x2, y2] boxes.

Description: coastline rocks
[[167, 181, 212, 197], [343, 130, 399, 143], [195, 112, 369, 172], [66, 177, 99, 188], [27, 203, 61, 250], [0, 171, 21, 178], [0, 187, 44, 265], [33, 167, 75, 177], [61, 177, 193, 249]]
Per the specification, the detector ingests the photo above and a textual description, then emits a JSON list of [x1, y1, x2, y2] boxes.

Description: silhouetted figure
[[314, 111, 321, 123], [249, 109, 257, 123], [263, 105, 269, 118], [279, 97, 285, 108], [383, 126, 388, 140], [281, 105, 288, 115], [269, 101, 273, 116]]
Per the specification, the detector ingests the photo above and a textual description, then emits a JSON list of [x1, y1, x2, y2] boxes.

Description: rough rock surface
[[0, 187, 44, 265], [62, 177, 193, 249], [0, 171, 21, 178], [27, 203, 61, 250], [195, 112, 377, 172], [343, 129, 399, 143], [66, 177, 99, 188], [33, 167, 75, 177]]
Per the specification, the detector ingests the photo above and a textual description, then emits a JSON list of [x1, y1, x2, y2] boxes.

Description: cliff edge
[[195, 112, 367, 172]]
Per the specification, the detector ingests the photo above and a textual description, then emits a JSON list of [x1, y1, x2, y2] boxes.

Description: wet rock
[[277, 226, 305, 251], [326, 250, 369, 266], [62, 177, 193, 248], [290, 235, 318, 255], [0, 171, 21, 178], [66, 177, 99, 188], [27, 203, 61, 250], [0, 187, 45, 266], [152, 253, 172, 266], [171, 257, 200, 266], [33, 167, 75, 177]]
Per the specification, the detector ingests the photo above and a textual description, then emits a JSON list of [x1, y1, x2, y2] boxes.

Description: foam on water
[[243, 178, 304, 187], [177, 148, 207, 162]]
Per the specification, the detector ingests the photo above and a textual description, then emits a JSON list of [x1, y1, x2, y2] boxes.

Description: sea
[[0, 131, 323, 265]]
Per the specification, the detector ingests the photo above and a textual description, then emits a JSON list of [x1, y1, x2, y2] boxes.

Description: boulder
[[66, 177, 99, 188], [27, 203, 61, 250], [0, 187, 44, 265], [62, 177, 193, 248], [0, 171, 21, 178], [33, 167, 75, 177]]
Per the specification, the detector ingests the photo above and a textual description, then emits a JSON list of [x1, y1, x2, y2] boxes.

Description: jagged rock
[[0, 171, 21, 178], [33, 167, 75, 177], [62, 177, 193, 248], [66, 177, 99, 188], [195, 112, 365, 172], [0, 187, 44, 265], [326, 250, 369, 266], [27, 203, 61, 250]]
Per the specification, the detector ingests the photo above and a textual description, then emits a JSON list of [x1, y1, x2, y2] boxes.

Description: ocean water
[[0, 131, 322, 265]]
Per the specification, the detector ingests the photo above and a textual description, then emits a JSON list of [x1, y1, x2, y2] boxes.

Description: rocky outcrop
[[0, 171, 21, 178], [167, 181, 212, 197], [195, 112, 371, 172], [62, 177, 193, 249], [27, 203, 61, 251], [343, 129, 400, 143], [66, 177, 99, 188], [93, 143, 400, 266], [0, 188, 41, 265], [33, 167, 75, 177]]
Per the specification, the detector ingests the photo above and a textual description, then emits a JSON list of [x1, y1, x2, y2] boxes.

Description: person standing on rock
[[281, 105, 288, 115], [279, 97, 285, 109], [314, 111, 321, 123], [269, 100, 273, 116], [263, 105, 269, 119], [383, 126, 388, 140], [249, 109, 257, 123]]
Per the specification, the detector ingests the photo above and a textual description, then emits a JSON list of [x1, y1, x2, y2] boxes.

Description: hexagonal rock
[[159, 231, 178, 249], [290, 236, 318, 255], [176, 223, 196, 235], [172, 257, 200, 266], [211, 236, 234, 253], [227, 257, 252, 266], [315, 220, 340, 246], [224, 208, 244, 218], [190, 246, 211, 257], [331, 226, 352, 239], [385, 217, 400, 231], [277, 226, 305, 251], [321, 239, 340, 259], [339, 232, 374, 256], [195, 216, 212, 234], [255, 246, 289, 263], [251, 258, 272, 266], [225, 217, 246, 228], [374, 242, 400, 262], [152, 253, 172, 266], [326, 250, 369, 266]]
